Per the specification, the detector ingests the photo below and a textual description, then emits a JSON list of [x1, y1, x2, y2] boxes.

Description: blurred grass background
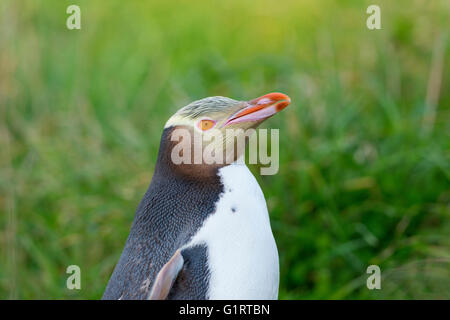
[[0, 0, 449, 299]]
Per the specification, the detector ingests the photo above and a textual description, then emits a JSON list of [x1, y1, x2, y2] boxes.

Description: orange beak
[[223, 92, 291, 127]]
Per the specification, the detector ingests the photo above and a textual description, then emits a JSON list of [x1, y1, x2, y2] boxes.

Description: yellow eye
[[197, 119, 216, 131]]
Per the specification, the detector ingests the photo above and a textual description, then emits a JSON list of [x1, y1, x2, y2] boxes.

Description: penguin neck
[[153, 126, 224, 181], [130, 126, 226, 238]]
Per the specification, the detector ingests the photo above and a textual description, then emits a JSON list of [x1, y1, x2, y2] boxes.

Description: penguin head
[[166, 92, 290, 131], [161, 93, 291, 176]]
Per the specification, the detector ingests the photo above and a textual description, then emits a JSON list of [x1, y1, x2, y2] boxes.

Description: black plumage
[[102, 127, 223, 300]]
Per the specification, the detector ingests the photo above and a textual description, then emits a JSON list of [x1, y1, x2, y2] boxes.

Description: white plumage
[[182, 162, 279, 299]]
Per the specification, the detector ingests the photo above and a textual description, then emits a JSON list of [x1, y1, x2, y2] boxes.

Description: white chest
[[184, 163, 280, 299]]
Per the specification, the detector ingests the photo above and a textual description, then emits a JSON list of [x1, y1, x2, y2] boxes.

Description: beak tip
[[225, 91, 291, 126], [249, 92, 291, 105]]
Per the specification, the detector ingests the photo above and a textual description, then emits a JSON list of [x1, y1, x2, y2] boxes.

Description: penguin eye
[[197, 119, 216, 131]]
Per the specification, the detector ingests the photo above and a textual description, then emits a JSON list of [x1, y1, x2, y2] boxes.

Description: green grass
[[0, 0, 449, 299]]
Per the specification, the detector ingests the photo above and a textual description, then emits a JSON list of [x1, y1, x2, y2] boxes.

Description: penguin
[[102, 92, 291, 300]]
